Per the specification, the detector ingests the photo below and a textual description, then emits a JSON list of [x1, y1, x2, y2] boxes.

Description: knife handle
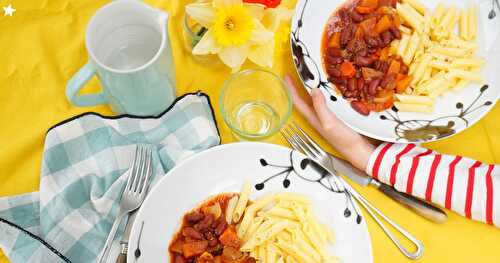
[[377, 183, 447, 223], [116, 253, 127, 263]]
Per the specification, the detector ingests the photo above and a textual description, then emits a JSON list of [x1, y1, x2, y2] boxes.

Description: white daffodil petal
[[262, 7, 294, 32], [248, 40, 275, 68], [193, 29, 220, 55], [213, 0, 242, 8], [244, 3, 265, 20], [185, 3, 216, 26], [250, 19, 274, 44], [218, 45, 249, 70]]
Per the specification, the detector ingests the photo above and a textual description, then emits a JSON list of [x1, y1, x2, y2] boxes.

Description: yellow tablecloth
[[0, 0, 498, 262]]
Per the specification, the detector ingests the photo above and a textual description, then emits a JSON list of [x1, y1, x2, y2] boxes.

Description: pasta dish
[[169, 182, 338, 263]]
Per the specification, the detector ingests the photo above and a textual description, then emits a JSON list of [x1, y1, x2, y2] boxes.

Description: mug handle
[[66, 62, 107, 107]]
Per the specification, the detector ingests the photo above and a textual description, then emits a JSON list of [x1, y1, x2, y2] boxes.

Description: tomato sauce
[[321, 0, 412, 115]]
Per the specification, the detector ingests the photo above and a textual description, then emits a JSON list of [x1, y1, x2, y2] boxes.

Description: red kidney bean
[[328, 47, 343, 57], [174, 254, 186, 263], [381, 73, 396, 88], [186, 211, 204, 224], [358, 49, 368, 57], [380, 61, 389, 73], [350, 11, 364, 22], [389, 26, 401, 40], [351, 101, 370, 116], [214, 220, 228, 236], [327, 56, 343, 65], [182, 227, 203, 240], [340, 23, 356, 47], [373, 60, 382, 70], [368, 78, 381, 95], [194, 213, 214, 231], [354, 55, 374, 66], [328, 67, 342, 78], [348, 78, 357, 91], [203, 231, 219, 247], [357, 78, 365, 91], [381, 30, 393, 46], [400, 64, 409, 74], [364, 36, 378, 48]]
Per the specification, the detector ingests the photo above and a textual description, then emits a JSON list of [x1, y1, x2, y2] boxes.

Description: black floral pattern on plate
[[291, 0, 338, 102], [489, 0, 500, 19], [380, 85, 493, 142], [256, 151, 362, 224]]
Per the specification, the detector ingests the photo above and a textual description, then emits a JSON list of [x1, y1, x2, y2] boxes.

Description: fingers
[[284, 75, 322, 131], [310, 87, 342, 131]]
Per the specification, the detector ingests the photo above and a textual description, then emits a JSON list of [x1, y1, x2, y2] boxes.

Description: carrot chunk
[[387, 60, 401, 75], [340, 61, 356, 78], [328, 32, 341, 48], [219, 227, 241, 248], [375, 15, 393, 34], [396, 74, 412, 93], [182, 240, 208, 258]]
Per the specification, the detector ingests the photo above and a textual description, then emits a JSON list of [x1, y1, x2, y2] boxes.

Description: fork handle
[[344, 183, 424, 260], [99, 212, 126, 263]]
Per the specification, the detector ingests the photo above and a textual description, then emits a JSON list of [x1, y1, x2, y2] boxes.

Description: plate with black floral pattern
[[128, 142, 373, 263], [291, 0, 499, 143]]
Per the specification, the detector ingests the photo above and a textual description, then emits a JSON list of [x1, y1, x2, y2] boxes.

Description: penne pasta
[[452, 79, 470, 91], [226, 195, 239, 224], [397, 33, 411, 57], [439, 6, 458, 37], [429, 59, 450, 71], [275, 240, 312, 263], [451, 58, 485, 68], [402, 0, 427, 15], [432, 46, 470, 57], [459, 8, 468, 39], [394, 102, 434, 113], [238, 194, 276, 237], [468, 4, 477, 40], [395, 94, 434, 105], [233, 180, 252, 223], [448, 69, 485, 84], [403, 32, 420, 64], [418, 66, 432, 85], [411, 54, 432, 84], [397, 4, 424, 33], [432, 2, 446, 26]]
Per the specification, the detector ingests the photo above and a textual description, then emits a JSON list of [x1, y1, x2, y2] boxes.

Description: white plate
[[291, 0, 499, 143], [127, 142, 373, 263]]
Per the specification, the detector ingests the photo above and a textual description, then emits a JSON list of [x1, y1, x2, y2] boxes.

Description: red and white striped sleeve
[[365, 143, 500, 227]]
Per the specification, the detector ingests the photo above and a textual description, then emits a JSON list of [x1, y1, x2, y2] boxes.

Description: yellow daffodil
[[186, 0, 291, 71]]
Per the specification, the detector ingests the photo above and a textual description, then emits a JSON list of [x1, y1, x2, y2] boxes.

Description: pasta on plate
[[392, 0, 485, 113], [169, 181, 339, 263]]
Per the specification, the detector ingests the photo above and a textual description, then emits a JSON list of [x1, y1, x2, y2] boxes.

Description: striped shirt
[[366, 143, 499, 227]]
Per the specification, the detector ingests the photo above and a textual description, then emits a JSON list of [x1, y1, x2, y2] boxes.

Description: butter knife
[[327, 154, 447, 223], [115, 211, 137, 263]]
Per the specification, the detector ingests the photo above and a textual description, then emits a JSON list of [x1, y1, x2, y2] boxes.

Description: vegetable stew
[[169, 194, 256, 263], [322, 0, 412, 115]]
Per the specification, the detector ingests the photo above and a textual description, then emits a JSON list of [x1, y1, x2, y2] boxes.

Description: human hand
[[284, 75, 375, 171]]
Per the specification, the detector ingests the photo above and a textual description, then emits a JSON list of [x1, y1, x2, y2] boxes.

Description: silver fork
[[98, 144, 153, 263], [281, 123, 424, 260]]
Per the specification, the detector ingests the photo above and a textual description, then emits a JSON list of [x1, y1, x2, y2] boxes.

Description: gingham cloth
[[0, 93, 220, 263]]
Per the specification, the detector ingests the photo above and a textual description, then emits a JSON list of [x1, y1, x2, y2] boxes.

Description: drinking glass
[[220, 69, 292, 141]]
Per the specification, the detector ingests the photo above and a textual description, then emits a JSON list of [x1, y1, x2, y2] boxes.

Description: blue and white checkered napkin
[[0, 93, 220, 263]]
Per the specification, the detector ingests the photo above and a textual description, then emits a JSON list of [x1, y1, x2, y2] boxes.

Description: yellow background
[[0, 0, 499, 262]]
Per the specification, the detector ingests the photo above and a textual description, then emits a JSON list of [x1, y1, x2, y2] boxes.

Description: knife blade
[[115, 211, 137, 263], [324, 154, 447, 223]]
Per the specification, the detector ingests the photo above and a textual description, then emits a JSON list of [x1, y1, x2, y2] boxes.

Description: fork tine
[[289, 123, 320, 156], [288, 125, 318, 158], [126, 145, 140, 192], [140, 147, 153, 195], [292, 122, 327, 157], [131, 145, 145, 193], [282, 128, 302, 153]]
